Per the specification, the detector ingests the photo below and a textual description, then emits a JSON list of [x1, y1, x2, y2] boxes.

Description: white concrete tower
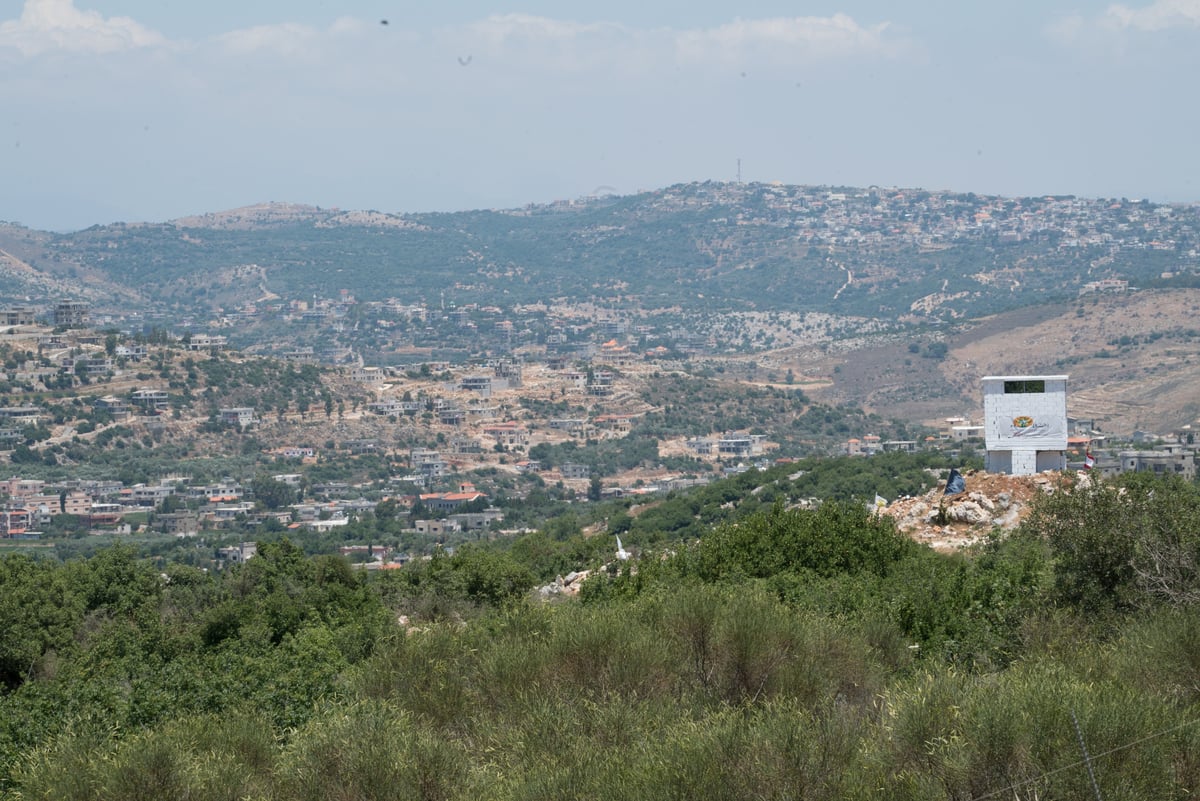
[[982, 375, 1068, 475]]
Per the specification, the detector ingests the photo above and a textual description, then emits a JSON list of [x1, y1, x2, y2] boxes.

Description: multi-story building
[[0, 307, 38, 326], [1118, 448, 1196, 480], [130, 389, 169, 413], [53, 302, 89, 329]]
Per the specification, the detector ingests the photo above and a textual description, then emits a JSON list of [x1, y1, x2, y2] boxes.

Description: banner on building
[[988, 413, 1067, 449]]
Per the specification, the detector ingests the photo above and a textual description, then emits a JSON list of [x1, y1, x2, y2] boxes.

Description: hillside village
[[3, 296, 1197, 563], [617, 182, 1200, 253], [0, 303, 817, 544]]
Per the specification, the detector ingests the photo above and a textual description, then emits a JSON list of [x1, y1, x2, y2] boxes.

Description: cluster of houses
[[649, 182, 1196, 254], [0, 471, 509, 543]]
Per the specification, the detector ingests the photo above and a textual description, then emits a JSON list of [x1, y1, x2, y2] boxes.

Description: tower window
[[1003, 380, 1045, 394]]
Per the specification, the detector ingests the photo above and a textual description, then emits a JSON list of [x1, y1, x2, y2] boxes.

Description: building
[[449, 508, 505, 530], [71, 356, 113, 377], [950, 425, 985, 442], [114, 344, 148, 361], [130, 388, 169, 414], [187, 333, 227, 350], [1118, 449, 1196, 480], [560, 463, 591, 479], [367, 399, 405, 416], [419, 483, 487, 513], [587, 371, 615, 397], [219, 542, 257, 564], [123, 484, 176, 508], [594, 414, 634, 434], [549, 418, 588, 434], [94, 396, 131, 418], [461, 375, 508, 397], [0, 478, 46, 497], [483, 423, 528, 448], [982, 375, 1068, 476], [0, 307, 37, 326], [53, 302, 89, 329], [156, 512, 200, 536], [268, 446, 316, 461], [0, 407, 40, 426], [350, 365, 385, 384], [219, 407, 256, 428], [718, 433, 765, 459]]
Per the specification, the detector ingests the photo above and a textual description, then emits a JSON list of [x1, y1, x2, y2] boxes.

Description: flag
[[1084, 450, 1095, 470], [944, 468, 965, 496], [874, 494, 888, 509]]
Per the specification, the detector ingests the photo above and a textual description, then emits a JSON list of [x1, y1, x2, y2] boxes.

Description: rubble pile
[[881, 470, 1070, 551], [538, 570, 593, 598]]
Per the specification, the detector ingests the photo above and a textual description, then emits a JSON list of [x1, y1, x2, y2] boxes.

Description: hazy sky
[[1, 0, 1197, 230]]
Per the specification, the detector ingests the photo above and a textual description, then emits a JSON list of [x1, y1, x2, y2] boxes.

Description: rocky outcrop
[[882, 470, 1068, 551], [537, 569, 592, 598]]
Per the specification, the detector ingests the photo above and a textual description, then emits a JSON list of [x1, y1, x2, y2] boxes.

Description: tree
[[9, 444, 38, 464], [1020, 473, 1200, 612], [374, 499, 399, 524], [251, 475, 296, 511]]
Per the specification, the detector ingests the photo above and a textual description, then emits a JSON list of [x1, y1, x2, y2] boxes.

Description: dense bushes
[[4, 472, 1200, 799], [1023, 473, 1200, 612], [7, 585, 1200, 800]]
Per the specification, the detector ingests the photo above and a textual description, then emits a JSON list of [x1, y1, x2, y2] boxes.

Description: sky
[[1, 0, 1198, 231]]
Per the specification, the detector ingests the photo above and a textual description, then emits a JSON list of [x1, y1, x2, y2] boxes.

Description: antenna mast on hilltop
[[737, 158, 742, 184]]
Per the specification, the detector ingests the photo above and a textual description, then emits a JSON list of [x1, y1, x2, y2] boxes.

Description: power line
[[971, 715, 1200, 801]]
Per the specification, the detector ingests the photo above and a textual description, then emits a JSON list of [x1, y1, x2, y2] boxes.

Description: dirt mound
[[881, 470, 1072, 551]]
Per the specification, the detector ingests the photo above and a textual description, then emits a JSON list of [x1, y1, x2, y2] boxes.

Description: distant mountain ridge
[[0, 182, 1195, 322]]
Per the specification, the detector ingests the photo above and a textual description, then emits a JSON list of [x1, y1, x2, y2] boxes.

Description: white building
[[982, 375, 1068, 476], [219, 407, 257, 428]]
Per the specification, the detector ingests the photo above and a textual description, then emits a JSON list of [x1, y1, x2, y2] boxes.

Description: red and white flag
[[1084, 450, 1095, 470]]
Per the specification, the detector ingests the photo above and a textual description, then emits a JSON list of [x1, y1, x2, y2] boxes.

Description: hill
[[2, 184, 1197, 320]]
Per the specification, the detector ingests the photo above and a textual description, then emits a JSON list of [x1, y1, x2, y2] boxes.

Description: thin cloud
[[217, 22, 319, 56], [452, 12, 906, 74], [467, 13, 627, 45], [675, 14, 900, 63], [1104, 0, 1200, 31], [0, 0, 166, 56], [1, 6, 905, 69], [1048, 0, 1200, 42]]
